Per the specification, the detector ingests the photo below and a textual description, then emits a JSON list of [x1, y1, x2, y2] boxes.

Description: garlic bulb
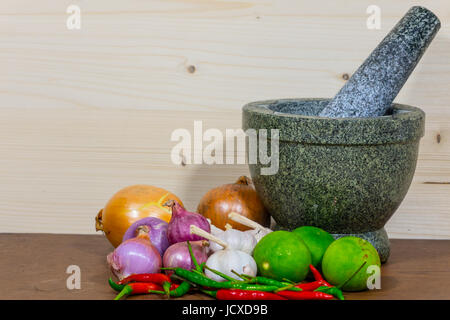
[[228, 212, 272, 242], [190, 225, 258, 281], [205, 249, 257, 281], [207, 219, 224, 237], [209, 229, 257, 255], [245, 228, 272, 242]]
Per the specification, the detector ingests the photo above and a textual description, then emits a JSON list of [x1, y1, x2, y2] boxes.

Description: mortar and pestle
[[242, 6, 441, 262]]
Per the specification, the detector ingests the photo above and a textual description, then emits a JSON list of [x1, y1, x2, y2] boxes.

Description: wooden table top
[[0, 233, 449, 300]]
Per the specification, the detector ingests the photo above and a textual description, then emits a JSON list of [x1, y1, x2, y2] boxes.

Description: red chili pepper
[[114, 282, 163, 300], [309, 265, 332, 287], [276, 290, 334, 300], [117, 273, 171, 286], [204, 289, 287, 300], [309, 264, 324, 280]]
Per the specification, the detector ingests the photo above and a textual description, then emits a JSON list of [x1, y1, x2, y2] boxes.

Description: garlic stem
[[228, 212, 265, 231], [224, 223, 233, 230], [190, 225, 228, 249]]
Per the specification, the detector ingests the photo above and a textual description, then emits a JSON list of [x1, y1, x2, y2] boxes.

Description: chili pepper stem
[[114, 285, 133, 300], [187, 240, 202, 273], [149, 289, 165, 295], [205, 266, 241, 282], [315, 286, 345, 300], [231, 270, 247, 280], [235, 272, 257, 283], [274, 283, 300, 293], [150, 281, 191, 298], [163, 281, 171, 298], [192, 269, 205, 276]]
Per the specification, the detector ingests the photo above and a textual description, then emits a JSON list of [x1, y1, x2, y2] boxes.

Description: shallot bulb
[[107, 226, 161, 280], [164, 200, 211, 244], [122, 217, 169, 256], [163, 241, 209, 271]]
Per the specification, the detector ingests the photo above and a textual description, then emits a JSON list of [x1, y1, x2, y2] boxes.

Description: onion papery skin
[[122, 217, 169, 256], [107, 235, 162, 280], [166, 200, 211, 244], [162, 241, 208, 271]]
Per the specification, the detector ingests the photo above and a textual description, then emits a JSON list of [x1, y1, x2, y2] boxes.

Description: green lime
[[253, 231, 312, 282], [292, 226, 335, 267], [321, 236, 381, 291]]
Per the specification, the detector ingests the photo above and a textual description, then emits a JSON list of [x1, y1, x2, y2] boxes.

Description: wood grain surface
[[0, 233, 449, 300], [0, 1, 449, 238]]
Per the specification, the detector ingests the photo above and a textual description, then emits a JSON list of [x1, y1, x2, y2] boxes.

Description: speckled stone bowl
[[242, 98, 425, 262]]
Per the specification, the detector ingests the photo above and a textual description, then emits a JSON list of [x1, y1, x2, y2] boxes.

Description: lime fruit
[[253, 231, 312, 282], [322, 236, 381, 291], [292, 226, 335, 267]]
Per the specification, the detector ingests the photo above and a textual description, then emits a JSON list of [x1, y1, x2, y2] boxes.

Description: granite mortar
[[242, 98, 425, 262]]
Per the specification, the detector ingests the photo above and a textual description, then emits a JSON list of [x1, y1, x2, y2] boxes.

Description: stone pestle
[[319, 6, 440, 118]]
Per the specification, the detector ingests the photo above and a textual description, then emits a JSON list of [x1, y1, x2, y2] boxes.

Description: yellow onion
[[95, 185, 183, 247], [197, 176, 269, 231]]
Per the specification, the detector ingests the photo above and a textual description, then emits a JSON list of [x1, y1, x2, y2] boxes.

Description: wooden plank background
[[0, 0, 449, 239]]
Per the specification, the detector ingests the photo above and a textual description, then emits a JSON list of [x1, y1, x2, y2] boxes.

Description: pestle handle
[[319, 6, 440, 118]]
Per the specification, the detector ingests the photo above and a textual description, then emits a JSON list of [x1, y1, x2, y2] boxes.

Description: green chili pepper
[[161, 268, 213, 286], [232, 284, 280, 291], [248, 276, 294, 288], [234, 272, 297, 289], [163, 267, 279, 291], [108, 277, 125, 292], [315, 286, 345, 300]]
